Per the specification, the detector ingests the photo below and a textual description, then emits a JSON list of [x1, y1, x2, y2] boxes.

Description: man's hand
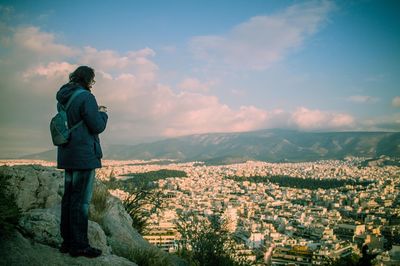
[[98, 106, 107, 113]]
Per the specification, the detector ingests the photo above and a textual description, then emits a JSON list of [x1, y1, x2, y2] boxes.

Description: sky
[[0, 0, 399, 157]]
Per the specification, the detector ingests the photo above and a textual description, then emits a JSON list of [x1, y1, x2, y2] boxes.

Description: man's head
[[362, 244, 369, 255], [69, 66, 95, 90]]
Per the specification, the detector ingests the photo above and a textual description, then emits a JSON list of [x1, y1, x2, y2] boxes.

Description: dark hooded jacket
[[56, 83, 108, 170]]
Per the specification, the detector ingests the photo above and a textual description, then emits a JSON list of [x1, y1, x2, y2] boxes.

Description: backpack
[[50, 89, 85, 146]]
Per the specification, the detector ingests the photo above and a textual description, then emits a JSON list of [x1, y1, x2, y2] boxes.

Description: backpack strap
[[69, 120, 84, 131], [63, 88, 86, 130], [64, 88, 86, 110]]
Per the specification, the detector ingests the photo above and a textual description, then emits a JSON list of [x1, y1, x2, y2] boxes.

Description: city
[[97, 157, 400, 265]]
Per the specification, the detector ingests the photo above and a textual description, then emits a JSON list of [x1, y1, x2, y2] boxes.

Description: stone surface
[[88, 219, 112, 255], [0, 165, 63, 212], [18, 206, 112, 255], [102, 196, 151, 258], [1, 165, 184, 266], [18, 207, 62, 247], [0, 231, 137, 266]]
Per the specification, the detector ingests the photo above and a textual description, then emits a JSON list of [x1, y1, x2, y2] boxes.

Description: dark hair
[[69, 66, 95, 89]]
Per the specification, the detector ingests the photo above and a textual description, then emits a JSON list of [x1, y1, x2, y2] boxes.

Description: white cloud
[[92, 80, 271, 142], [178, 77, 215, 92], [190, 0, 334, 69], [291, 107, 354, 130], [392, 96, 400, 108], [160, 92, 268, 137], [13, 26, 79, 57], [23, 61, 77, 79], [80, 46, 158, 81], [347, 95, 379, 103], [361, 113, 400, 131]]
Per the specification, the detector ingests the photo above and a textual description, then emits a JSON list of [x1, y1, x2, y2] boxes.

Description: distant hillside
[[21, 149, 56, 161], [21, 129, 400, 164]]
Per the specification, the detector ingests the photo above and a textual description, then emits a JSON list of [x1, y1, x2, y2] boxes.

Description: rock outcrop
[[3, 164, 63, 212], [17, 206, 112, 255], [101, 196, 153, 256], [0, 164, 184, 265], [0, 231, 135, 266]]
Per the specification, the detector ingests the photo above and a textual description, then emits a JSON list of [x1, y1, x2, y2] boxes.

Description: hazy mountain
[[21, 129, 400, 164]]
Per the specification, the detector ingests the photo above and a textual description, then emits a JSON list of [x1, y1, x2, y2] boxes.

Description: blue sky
[[0, 0, 399, 157]]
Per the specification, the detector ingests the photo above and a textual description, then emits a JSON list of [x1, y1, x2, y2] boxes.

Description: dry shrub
[[89, 181, 110, 225]]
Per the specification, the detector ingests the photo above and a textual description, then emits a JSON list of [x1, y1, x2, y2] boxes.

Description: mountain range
[[22, 129, 400, 164]]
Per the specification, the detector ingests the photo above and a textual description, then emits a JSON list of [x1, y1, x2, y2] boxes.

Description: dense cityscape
[[98, 157, 400, 265], [2, 158, 399, 265]]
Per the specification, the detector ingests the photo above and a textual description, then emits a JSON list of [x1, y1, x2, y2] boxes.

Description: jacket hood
[[56, 82, 86, 105]]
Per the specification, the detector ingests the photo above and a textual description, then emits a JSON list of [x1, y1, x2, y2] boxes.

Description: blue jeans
[[60, 169, 95, 249]]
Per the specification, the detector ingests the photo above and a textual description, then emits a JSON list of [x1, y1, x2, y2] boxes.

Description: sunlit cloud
[[23, 61, 77, 79], [80, 46, 157, 73], [161, 94, 268, 137], [291, 107, 354, 130], [13, 26, 79, 58]]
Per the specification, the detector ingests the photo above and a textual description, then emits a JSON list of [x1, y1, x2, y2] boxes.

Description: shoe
[[59, 243, 69, 253], [69, 246, 102, 258]]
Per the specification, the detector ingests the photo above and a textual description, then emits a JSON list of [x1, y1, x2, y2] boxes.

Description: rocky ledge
[[0, 165, 184, 266]]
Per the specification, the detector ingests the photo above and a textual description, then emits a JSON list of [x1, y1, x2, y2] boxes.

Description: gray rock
[[0, 231, 137, 266], [88, 220, 112, 255], [101, 196, 151, 258], [18, 207, 62, 247], [18, 206, 111, 255], [0, 165, 63, 212], [1, 165, 183, 265], [101, 196, 183, 265]]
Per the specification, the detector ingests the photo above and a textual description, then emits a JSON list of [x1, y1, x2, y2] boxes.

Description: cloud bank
[[0, 24, 355, 156]]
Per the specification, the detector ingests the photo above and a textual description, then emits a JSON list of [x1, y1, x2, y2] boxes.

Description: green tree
[[122, 184, 164, 234], [105, 171, 171, 234], [175, 212, 250, 266]]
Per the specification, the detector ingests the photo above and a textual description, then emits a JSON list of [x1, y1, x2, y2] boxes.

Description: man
[[358, 244, 378, 266], [56, 66, 108, 258]]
